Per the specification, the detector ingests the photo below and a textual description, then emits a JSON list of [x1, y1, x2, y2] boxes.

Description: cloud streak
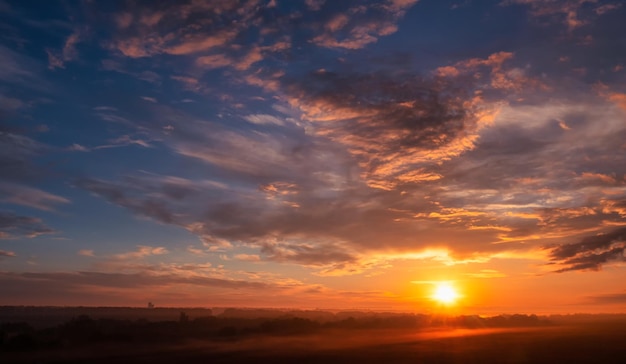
[[0, 211, 56, 239], [547, 227, 626, 272]]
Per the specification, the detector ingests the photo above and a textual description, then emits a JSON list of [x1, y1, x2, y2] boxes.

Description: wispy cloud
[[586, 291, 626, 304], [78, 249, 95, 257], [0, 249, 16, 258], [0, 45, 43, 88], [0, 183, 70, 211], [285, 69, 495, 189], [112, 245, 169, 260], [311, 0, 417, 49], [500, 0, 619, 31], [46, 28, 83, 69], [0, 211, 56, 239], [546, 227, 626, 272]]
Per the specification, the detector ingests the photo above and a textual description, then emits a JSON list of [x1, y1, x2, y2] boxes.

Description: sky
[[1, 0, 626, 314]]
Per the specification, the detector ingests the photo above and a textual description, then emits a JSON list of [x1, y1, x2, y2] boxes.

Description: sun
[[431, 282, 460, 305]]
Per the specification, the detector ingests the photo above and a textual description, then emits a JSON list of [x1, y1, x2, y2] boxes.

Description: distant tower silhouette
[[179, 311, 189, 323], [148, 302, 155, 309]]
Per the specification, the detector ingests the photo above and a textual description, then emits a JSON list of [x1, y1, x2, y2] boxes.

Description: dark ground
[[4, 324, 626, 363], [2, 309, 626, 363]]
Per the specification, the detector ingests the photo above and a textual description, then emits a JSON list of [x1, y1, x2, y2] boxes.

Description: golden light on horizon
[[431, 282, 460, 305]]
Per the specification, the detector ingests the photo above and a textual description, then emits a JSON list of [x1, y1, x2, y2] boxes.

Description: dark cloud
[[0, 44, 43, 88], [500, 0, 621, 31], [586, 292, 626, 304], [308, 0, 418, 49], [74, 167, 509, 272], [77, 178, 177, 224], [285, 70, 479, 189], [288, 70, 468, 149], [0, 211, 56, 239], [260, 240, 358, 266], [547, 227, 626, 272], [0, 129, 44, 183]]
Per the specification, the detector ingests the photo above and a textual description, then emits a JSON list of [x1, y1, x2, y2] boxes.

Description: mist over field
[[2, 306, 626, 363]]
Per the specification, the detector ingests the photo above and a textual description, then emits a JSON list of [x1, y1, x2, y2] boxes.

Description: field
[[2, 308, 626, 363]]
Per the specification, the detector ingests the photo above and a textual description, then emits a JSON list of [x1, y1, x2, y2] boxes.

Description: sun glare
[[432, 282, 459, 305]]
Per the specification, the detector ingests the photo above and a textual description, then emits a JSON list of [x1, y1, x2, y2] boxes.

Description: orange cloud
[[196, 53, 232, 69], [501, 0, 606, 31], [234, 254, 261, 262], [165, 30, 237, 55], [578, 172, 618, 185], [113, 245, 169, 260], [311, 0, 418, 49], [285, 70, 500, 190], [608, 92, 626, 111]]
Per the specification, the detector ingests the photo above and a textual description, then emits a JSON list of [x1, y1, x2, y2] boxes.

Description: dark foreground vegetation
[[2, 307, 626, 363]]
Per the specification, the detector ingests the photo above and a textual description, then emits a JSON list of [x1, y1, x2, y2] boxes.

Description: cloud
[[606, 92, 626, 111], [305, 0, 326, 11], [45, 0, 626, 281], [0, 267, 405, 308], [0, 249, 16, 259], [78, 178, 177, 224], [424, 94, 626, 243], [435, 51, 545, 93], [69, 89, 558, 271], [0, 95, 27, 112], [594, 3, 622, 15], [0, 266, 334, 306], [107, 2, 247, 59], [0, 45, 44, 89], [112, 245, 169, 260], [195, 53, 232, 69], [68, 143, 89, 152], [73, 165, 524, 276], [546, 227, 626, 272], [0, 182, 70, 211], [0, 130, 45, 183], [46, 50, 65, 70], [92, 135, 152, 150], [103, 0, 417, 77], [170, 75, 200, 92], [101, 59, 162, 84], [233, 253, 261, 262], [311, 0, 418, 49], [0, 271, 270, 290], [46, 29, 83, 69], [500, 0, 618, 31], [601, 199, 626, 217], [78, 249, 95, 257], [165, 30, 237, 56], [0, 211, 56, 239], [464, 269, 507, 279], [260, 239, 358, 266], [285, 69, 493, 189], [67, 135, 152, 152], [586, 291, 626, 304], [244, 114, 286, 126]]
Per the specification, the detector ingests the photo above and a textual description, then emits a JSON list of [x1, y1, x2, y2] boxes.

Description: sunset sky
[[1, 0, 626, 314]]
